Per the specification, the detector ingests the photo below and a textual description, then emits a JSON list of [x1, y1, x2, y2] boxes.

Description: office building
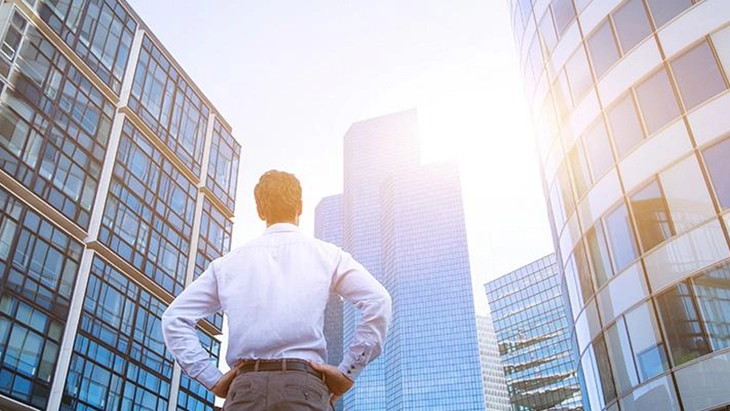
[[314, 194, 344, 411], [476, 314, 511, 411], [0, 1, 241, 410], [380, 163, 486, 410], [486, 254, 583, 410], [341, 109, 420, 410], [509, 0, 730, 409]]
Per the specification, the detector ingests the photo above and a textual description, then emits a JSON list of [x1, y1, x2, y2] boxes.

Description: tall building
[[380, 163, 486, 410], [476, 314, 511, 411], [486, 254, 583, 411], [342, 109, 420, 410], [0, 1, 241, 410], [509, 0, 730, 410], [314, 194, 344, 411]]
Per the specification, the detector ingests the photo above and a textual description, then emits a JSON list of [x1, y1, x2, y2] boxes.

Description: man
[[162, 170, 392, 410]]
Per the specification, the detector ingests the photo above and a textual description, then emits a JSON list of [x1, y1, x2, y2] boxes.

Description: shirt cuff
[[337, 349, 369, 380], [195, 362, 224, 390]]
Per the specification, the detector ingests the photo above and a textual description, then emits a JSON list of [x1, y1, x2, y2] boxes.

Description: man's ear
[[297, 199, 303, 216], [256, 203, 266, 221]]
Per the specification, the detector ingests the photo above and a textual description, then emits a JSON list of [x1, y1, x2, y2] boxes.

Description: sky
[[127, 0, 554, 311]]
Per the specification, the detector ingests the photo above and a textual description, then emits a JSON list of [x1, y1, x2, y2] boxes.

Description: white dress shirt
[[161, 223, 392, 389]]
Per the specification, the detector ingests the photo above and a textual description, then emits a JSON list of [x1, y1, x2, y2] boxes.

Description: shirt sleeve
[[332, 250, 392, 380], [161, 262, 223, 390]]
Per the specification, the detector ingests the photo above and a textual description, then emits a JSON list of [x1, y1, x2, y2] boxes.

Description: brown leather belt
[[236, 358, 324, 381]]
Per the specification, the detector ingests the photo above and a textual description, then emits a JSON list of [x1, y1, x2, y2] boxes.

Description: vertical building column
[[167, 112, 218, 411], [46, 28, 146, 411]]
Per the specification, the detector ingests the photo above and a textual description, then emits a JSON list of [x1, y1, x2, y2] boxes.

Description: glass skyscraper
[[508, 0, 730, 410], [314, 194, 344, 411], [0, 1, 241, 410], [476, 314, 511, 411], [486, 254, 584, 411], [319, 110, 487, 409]]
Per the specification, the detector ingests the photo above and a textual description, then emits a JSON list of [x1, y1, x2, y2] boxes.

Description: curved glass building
[[508, 0, 730, 410]]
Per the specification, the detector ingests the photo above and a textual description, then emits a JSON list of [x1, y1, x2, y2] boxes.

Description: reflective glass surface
[[194, 199, 231, 330], [604, 202, 638, 273], [206, 119, 241, 212], [129, 35, 209, 176], [646, 0, 693, 28], [587, 20, 620, 79], [703, 136, 730, 209], [629, 179, 673, 252], [607, 94, 644, 158], [99, 120, 196, 296], [612, 0, 652, 53], [0, 187, 81, 409], [62, 257, 173, 410], [656, 281, 711, 366], [634, 69, 681, 135], [177, 329, 220, 411], [671, 40, 727, 111]]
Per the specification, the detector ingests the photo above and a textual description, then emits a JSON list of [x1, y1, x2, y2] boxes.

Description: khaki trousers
[[223, 370, 331, 410]]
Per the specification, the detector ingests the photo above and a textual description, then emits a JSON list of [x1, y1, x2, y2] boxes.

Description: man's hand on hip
[[309, 362, 354, 405]]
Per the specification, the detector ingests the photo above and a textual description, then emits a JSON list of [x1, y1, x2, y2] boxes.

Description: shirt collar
[[264, 223, 300, 235]]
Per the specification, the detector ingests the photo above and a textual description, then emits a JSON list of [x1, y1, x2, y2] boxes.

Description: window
[[629, 179, 673, 252], [671, 40, 728, 111], [612, 0, 652, 53], [574, 242, 595, 301], [551, 0, 576, 36], [568, 141, 590, 199], [646, 0, 693, 28], [604, 202, 638, 273], [557, 162, 575, 218], [586, 223, 614, 289], [206, 119, 241, 212], [625, 302, 669, 381], [539, 10, 558, 54], [566, 48, 593, 103], [177, 329, 220, 410], [1, 12, 27, 61], [588, 20, 621, 79], [634, 69, 681, 135], [660, 155, 715, 233], [594, 335, 618, 404], [692, 263, 730, 351], [607, 94, 644, 158], [703, 137, 730, 209], [606, 318, 639, 394], [656, 281, 711, 366], [35, 0, 136, 94], [583, 119, 614, 179], [713, 25, 730, 81]]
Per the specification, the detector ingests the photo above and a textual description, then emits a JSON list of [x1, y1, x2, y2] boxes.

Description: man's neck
[[266, 220, 298, 227]]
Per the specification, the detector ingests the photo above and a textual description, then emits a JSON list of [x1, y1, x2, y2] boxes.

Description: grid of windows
[[0, 186, 81, 409], [129, 35, 209, 177], [34, 0, 137, 94], [99, 120, 196, 297], [62, 256, 173, 410], [206, 118, 240, 212], [511, 0, 730, 410], [486, 254, 584, 411], [0, 25, 114, 229], [381, 164, 486, 410], [176, 329, 220, 411]]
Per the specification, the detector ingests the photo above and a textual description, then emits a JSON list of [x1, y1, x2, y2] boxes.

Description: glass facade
[[476, 314, 512, 411], [314, 194, 344, 411], [380, 163, 486, 410], [0, 1, 240, 409], [509, 0, 730, 410], [486, 254, 584, 411], [341, 109, 420, 410]]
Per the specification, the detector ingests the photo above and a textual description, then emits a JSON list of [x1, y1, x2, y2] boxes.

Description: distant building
[[314, 194, 344, 411], [486, 254, 583, 410], [476, 314, 511, 411], [0, 1, 240, 410]]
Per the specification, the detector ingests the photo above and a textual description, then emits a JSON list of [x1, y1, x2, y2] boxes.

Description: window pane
[[671, 41, 728, 111], [693, 263, 730, 351], [574, 242, 595, 301], [660, 155, 715, 233], [552, 0, 576, 35], [568, 141, 591, 199], [630, 179, 673, 252], [607, 94, 644, 158], [625, 302, 669, 381], [604, 202, 638, 273], [635, 69, 681, 135], [594, 335, 618, 404], [713, 25, 730, 81], [656, 282, 711, 366], [588, 20, 621, 79], [583, 119, 614, 179], [539, 10, 558, 54], [612, 0, 652, 53], [566, 48, 593, 103], [646, 0, 693, 28], [606, 318, 639, 394], [587, 223, 614, 288], [557, 161, 575, 218], [703, 137, 730, 209]]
